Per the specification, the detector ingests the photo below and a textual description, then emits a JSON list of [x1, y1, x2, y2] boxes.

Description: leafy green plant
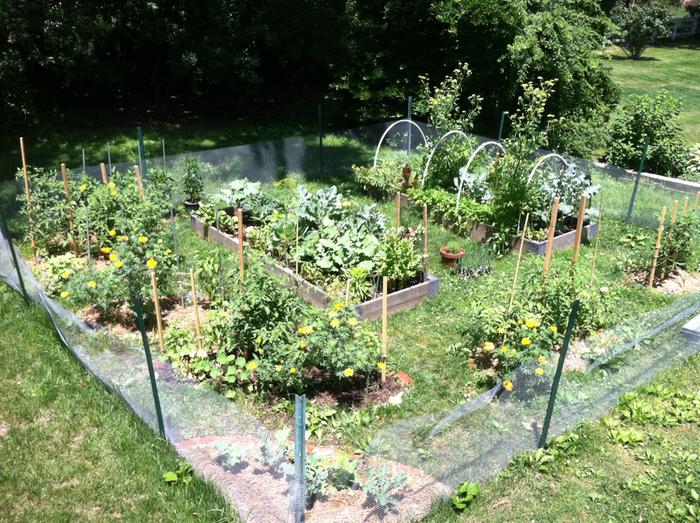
[[408, 187, 492, 237], [444, 241, 463, 255], [361, 465, 407, 510], [352, 159, 418, 197], [655, 211, 700, 283], [183, 157, 204, 203], [451, 481, 480, 512], [163, 462, 193, 485], [377, 229, 421, 284], [214, 441, 249, 469]]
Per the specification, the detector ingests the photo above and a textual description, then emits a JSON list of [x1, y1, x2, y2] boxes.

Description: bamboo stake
[[381, 276, 388, 383], [591, 194, 604, 280], [237, 208, 244, 289], [683, 196, 689, 214], [695, 191, 700, 210], [189, 269, 204, 353], [423, 204, 429, 282], [648, 206, 667, 288], [344, 280, 350, 305], [134, 164, 145, 199], [572, 195, 587, 264], [508, 213, 530, 314], [395, 192, 401, 229], [542, 197, 560, 277], [60, 163, 79, 255], [19, 137, 37, 258], [667, 199, 679, 240], [151, 272, 165, 353], [100, 162, 109, 184]]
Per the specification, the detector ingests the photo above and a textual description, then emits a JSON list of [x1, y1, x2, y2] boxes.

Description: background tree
[[610, 1, 673, 59]]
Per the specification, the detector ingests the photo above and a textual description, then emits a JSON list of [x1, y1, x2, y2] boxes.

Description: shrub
[[605, 91, 688, 178], [182, 157, 204, 203], [610, 1, 672, 60], [684, 144, 700, 181]]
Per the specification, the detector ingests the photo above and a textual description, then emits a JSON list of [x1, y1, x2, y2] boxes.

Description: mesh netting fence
[[2, 120, 700, 522]]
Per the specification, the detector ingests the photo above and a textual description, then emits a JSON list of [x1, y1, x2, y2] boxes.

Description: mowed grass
[[603, 40, 700, 143], [0, 283, 237, 522]]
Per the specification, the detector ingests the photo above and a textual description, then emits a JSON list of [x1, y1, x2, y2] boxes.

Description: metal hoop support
[[455, 140, 506, 208], [420, 130, 471, 189], [372, 119, 428, 168]]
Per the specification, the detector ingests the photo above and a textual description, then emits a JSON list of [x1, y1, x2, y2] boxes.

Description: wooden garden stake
[[572, 195, 587, 264], [134, 164, 145, 199], [381, 276, 388, 383], [542, 197, 560, 277], [100, 162, 109, 184], [423, 204, 429, 282], [151, 272, 165, 353], [60, 163, 79, 255], [19, 137, 37, 258], [695, 191, 700, 210], [189, 269, 204, 353], [648, 206, 667, 288], [508, 213, 530, 314], [344, 280, 350, 305], [295, 215, 299, 274], [395, 192, 401, 229], [591, 194, 604, 280], [683, 197, 689, 214], [667, 199, 679, 240], [237, 208, 245, 288]]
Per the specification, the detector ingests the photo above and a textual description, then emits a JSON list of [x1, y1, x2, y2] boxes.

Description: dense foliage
[[610, 1, 673, 59]]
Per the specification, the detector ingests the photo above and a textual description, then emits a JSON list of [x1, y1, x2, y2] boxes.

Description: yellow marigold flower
[[165, 248, 172, 254], [497, 327, 506, 334], [538, 355, 547, 365], [525, 319, 540, 329], [299, 340, 308, 349], [521, 337, 532, 346], [290, 367, 297, 374], [60, 290, 70, 298], [79, 184, 88, 192], [246, 361, 258, 371], [110, 190, 118, 197], [484, 341, 495, 351], [138, 236, 148, 244], [101, 246, 111, 254], [60, 270, 70, 279], [275, 365, 282, 372], [298, 326, 314, 335], [377, 361, 386, 370], [343, 368, 354, 377], [107, 181, 116, 190], [503, 380, 513, 392], [549, 325, 558, 333], [334, 302, 345, 311], [146, 257, 157, 270], [109, 253, 116, 262], [348, 318, 359, 327], [87, 280, 97, 288], [115, 260, 124, 269], [328, 310, 338, 318], [255, 337, 262, 344], [500, 346, 509, 354], [108, 229, 117, 237], [535, 367, 545, 376], [330, 319, 341, 329]]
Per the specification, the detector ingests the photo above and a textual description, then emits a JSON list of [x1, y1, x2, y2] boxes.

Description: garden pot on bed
[[440, 246, 465, 268]]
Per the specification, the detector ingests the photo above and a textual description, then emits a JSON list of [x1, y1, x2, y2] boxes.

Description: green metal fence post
[[107, 142, 112, 174], [294, 393, 307, 522], [407, 95, 413, 157], [317, 105, 324, 179], [137, 126, 147, 177], [625, 136, 650, 223], [538, 300, 581, 448], [133, 295, 166, 438], [0, 209, 29, 303], [497, 111, 507, 142], [82, 148, 86, 173]]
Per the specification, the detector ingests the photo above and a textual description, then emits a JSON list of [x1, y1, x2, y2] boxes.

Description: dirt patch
[[0, 424, 8, 437], [656, 269, 700, 296], [311, 375, 408, 410]]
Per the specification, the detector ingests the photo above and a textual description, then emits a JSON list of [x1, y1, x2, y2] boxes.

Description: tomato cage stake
[[100, 162, 109, 184]]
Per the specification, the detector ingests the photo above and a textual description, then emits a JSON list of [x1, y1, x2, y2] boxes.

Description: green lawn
[[0, 283, 237, 522], [604, 40, 700, 143]]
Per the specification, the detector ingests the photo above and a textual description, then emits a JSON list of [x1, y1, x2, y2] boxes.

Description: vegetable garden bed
[[191, 214, 440, 320]]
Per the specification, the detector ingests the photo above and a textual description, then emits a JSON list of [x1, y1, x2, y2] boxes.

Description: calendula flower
[[108, 229, 117, 237], [299, 340, 308, 349], [165, 248, 172, 254], [377, 361, 386, 370], [60, 270, 70, 279], [328, 310, 338, 318], [521, 337, 532, 346], [110, 190, 118, 197], [298, 326, 314, 335], [343, 368, 354, 377], [348, 318, 359, 327], [146, 257, 157, 270], [255, 337, 262, 344], [549, 325, 558, 333], [87, 280, 97, 288], [535, 367, 545, 376], [246, 361, 258, 371], [503, 380, 513, 392], [330, 319, 341, 329], [107, 181, 116, 190], [101, 246, 111, 254], [138, 236, 149, 244], [484, 341, 495, 351], [497, 327, 506, 334], [290, 367, 297, 374], [275, 365, 282, 372], [334, 302, 345, 311], [538, 355, 547, 365], [60, 290, 70, 298], [500, 346, 509, 354], [79, 184, 88, 192], [109, 253, 116, 262], [115, 260, 124, 269], [525, 319, 540, 329]]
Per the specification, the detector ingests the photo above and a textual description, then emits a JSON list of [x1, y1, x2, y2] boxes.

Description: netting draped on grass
[[3, 120, 700, 522]]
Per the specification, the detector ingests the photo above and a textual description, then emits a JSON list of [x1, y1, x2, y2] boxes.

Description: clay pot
[[439, 247, 465, 268]]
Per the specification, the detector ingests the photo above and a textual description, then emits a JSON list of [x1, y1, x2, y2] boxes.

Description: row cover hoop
[[421, 130, 471, 189], [372, 119, 428, 168], [455, 140, 506, 209]]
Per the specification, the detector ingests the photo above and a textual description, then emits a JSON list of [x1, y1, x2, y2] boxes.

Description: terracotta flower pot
[[439, 247, 465, 268]]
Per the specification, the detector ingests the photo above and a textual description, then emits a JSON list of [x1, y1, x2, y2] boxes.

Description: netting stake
[[591, 193, 604, 279], [293, 394, 307, 523], [19, 137, 37, 259], [295, 215, 300, 274], [538, 299, 580, 448], [60, 163, 79, 255], [407, 95, 413, 157], [237, 208, 245, 290], [649, 206, 667, 288], [134, 164, 145, 199], [508, 213, 529, 314], [317, 104, 324, 178], [695, 191, 700, 210], [683, 196, 689, 214], [0, 208, 29, 303], [497, 111, 507, 142], [106, 142, 112, 174], [395, 192, 401, 229], [162, 139, 167, 171], [423, 204, 429, 282], [151, 272, 165, 353], [81, 148, 86, 173], [381, 276, 389, 383], [133, 294, 166, 438], [189, 269, 204, 353], [625, 136, 649, 222], [100, 162, 108, 184], [85, 205, 91, 264], [137, 126, 147, 177], [542, 197, 560, 278], [572, 195, 587, 264]]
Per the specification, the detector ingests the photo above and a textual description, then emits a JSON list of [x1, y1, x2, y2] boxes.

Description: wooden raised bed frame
[[191, 216, 440, 320]]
